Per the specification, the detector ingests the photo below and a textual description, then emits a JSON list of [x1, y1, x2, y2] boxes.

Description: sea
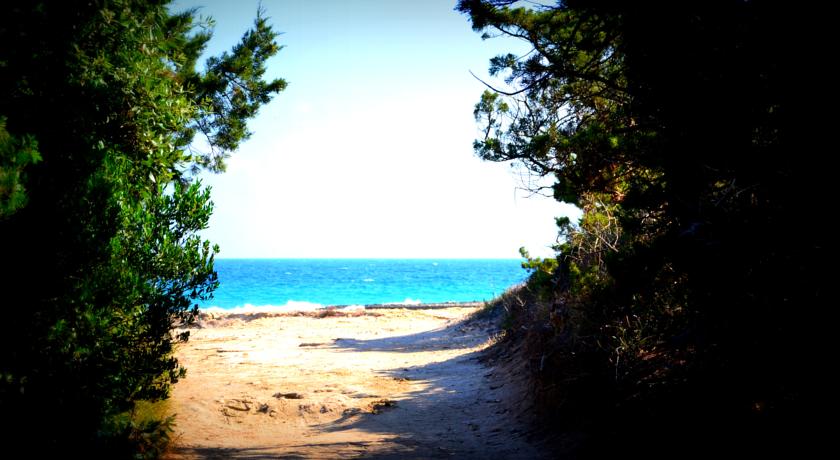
[[199, 259, 527, 312]]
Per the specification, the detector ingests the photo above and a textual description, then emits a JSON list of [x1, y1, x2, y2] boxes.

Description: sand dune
[[165, 306, 544, 459]]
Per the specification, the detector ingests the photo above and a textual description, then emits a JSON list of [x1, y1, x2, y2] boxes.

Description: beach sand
[[164, 306, 545, 459]]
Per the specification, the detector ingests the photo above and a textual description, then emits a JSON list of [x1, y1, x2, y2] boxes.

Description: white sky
[[175, 0, 579, 258]]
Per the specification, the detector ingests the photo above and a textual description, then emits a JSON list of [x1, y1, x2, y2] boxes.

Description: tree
[[0, 0, 285, 455], [459, 1, 827, 455]]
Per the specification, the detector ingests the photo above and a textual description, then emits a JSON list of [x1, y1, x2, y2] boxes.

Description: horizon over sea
[[200, 258, 528, 312]]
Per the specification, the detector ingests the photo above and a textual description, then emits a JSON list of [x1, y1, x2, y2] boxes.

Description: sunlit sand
[[165, 306, 543, 459]]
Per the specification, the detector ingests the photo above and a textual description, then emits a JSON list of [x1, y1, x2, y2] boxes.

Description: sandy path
[[165, 307, 544, 459]]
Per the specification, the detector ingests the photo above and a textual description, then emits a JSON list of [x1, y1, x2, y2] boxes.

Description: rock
[[273, 392, 304, 399]]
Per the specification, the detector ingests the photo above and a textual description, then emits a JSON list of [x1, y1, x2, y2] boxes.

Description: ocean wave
[[200, 298, 434, 313], [201, 300, 348, 314]]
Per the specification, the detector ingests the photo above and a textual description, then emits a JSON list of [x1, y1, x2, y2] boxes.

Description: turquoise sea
[[200, 259, 527, 311]]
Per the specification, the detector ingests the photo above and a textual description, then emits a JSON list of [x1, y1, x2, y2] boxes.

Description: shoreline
[[196, 301, 485, 321], [332, 300, 483, 310]]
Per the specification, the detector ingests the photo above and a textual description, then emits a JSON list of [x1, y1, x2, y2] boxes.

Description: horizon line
[[212, 256, 528, 260]]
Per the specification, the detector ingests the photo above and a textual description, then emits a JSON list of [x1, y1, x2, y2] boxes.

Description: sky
[[173, 0, 579, 259]]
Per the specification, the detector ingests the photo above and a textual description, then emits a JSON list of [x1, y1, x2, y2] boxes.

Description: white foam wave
[[398, 298, 422, 305], [202, 300, 326, 314], [201, 301, 370, 315]]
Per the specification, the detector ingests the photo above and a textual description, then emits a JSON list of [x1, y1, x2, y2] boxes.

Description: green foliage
[[99, 407, 175, 460], [518, 246, 557, 300], [460, 0, 824, 455], [0, 117, 40, 218], [0, 0, 284, 455], [193, 11, 288, 170]]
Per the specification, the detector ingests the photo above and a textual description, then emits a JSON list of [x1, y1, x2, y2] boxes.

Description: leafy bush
[[460, 0, 825, 455], [99, 401, 175, 460], [0, 1, 285, 455]]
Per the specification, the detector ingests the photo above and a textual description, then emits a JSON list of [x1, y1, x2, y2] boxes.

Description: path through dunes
[[165, 307, 545, 459]]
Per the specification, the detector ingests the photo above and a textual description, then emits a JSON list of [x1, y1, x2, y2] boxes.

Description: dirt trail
[[165, 307, 545, 459]]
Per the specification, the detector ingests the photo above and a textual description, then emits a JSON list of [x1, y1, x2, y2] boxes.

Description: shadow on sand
[[169, 312, 545, 459]]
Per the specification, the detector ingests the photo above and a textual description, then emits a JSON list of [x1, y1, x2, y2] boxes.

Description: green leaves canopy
[[459, 0, 826, 454], [0, 0, 285, 453]]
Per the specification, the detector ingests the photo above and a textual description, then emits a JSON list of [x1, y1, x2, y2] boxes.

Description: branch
[[469, 69, 551, 97], [469, 70, 532, 96]]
